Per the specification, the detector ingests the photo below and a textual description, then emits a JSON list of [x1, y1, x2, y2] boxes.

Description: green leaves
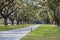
[[47, 0, 60, 10]]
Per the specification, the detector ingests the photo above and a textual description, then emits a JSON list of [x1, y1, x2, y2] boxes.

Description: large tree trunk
[[17, 20, 19, 25], [27, 21, 30, 24], [54, 18, 59, 26], [4, 18, 8, 26], [53, 10, 59, 26], [56, 21, 59, 26], [9, 18, 14, 25], [20, 21, 22, 24], [11, 20, 14, 25]]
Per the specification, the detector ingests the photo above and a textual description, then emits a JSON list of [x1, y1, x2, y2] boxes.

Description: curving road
[[0, 24, 40, 40]]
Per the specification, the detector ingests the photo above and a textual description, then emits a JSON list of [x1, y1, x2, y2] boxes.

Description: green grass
[[0, 24, 34, 31], [21, 24, 60, 40]]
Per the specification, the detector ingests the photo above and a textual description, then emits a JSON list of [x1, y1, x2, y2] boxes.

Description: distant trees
[[0, 0, 60, 26], [16, 0, 40, 24]]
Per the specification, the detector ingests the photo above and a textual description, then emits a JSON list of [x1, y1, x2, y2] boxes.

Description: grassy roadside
[[0, 24, 34, 31], [21, 24, 60, 40]]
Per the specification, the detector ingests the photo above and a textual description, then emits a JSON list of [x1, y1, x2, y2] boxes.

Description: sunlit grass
[[0, 24, 34, 31], [21, 24, 60, 40]]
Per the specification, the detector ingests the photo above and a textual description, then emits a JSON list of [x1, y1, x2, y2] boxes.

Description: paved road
[[0, 24, 40, 40]]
